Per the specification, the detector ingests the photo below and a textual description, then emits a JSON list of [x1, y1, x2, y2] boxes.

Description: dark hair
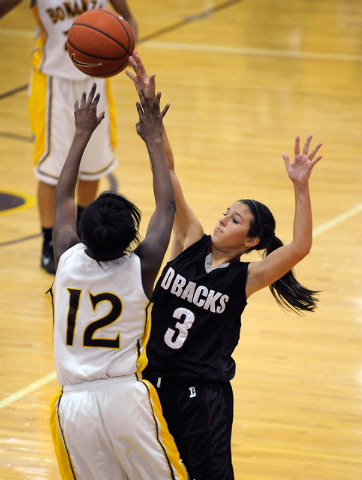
[[79, 191, 141, 262], [239, 199, 319, 315]]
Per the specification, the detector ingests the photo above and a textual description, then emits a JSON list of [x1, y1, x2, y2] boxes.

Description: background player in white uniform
[[47, 84, 188, 479], [0, 0, 137, 274]]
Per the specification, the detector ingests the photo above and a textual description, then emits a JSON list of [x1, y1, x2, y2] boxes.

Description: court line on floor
[[1, 201, 361, 410], [142, 41, 362, 63], [313, 202, 362, 238], [0, 371, 57, 410]]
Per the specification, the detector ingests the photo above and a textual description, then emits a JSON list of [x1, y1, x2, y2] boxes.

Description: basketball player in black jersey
[[127, 52, 322, 480]]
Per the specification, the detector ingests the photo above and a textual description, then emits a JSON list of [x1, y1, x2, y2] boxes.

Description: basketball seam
[[93, 8, 133, 53], [87, 65, 128, 77], [68, 26, 131, 57], [67, 41, 129, 61]]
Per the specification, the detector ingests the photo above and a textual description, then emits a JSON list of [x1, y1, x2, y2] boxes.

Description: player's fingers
[[282, 153, 290, 169], [153, 92, 161, 112], [125, 69, 135, 81], [87, 83, 97, 103], [160, 103, 171, 120], [310, 155, 323, 167], [294, 135, 300, 155], [134, 51, 145, 70], [128, 56, 137, 70], [148, 74, 156, 88], [136, 101, 144, 117], [138, 91, 148, 112], [80, 91, 86, 106], [308, 142, 323, 160], [303, 134, 313, 155]]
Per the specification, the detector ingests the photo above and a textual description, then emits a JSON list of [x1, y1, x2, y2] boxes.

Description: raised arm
[[53, 85, 104, 268], [246, 135, 323, 298], [133, 91, 176, 298], [126, 52, 204, 259]]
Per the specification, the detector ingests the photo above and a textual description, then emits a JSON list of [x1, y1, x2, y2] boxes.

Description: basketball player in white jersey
[[0, 0, 137, 274], [47, 84, 188, 479]]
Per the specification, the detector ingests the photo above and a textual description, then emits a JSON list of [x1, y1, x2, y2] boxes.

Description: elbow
[[162, 197, 175, 221], [170, 198, 176, 215], [289, 237, 312, 263], [291, 228, 313, 260], [302, 236, 313, 257], [296, 242, 312, 261], [305, 242, 312, 256]]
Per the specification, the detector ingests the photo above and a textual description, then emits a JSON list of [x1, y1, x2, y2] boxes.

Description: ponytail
[[264, 235, 319, 314], [240, 199, 319, 315]]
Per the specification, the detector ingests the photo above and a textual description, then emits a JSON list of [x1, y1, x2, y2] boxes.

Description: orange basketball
[[67, 8, 135, 78]]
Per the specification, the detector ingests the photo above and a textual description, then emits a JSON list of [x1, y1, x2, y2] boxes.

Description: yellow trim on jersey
[[105, 79, 118, 149], [50, 387, 77, 480], [137, 302, 153, 373], [142, 379, 189, 480], [30, 3, 47, 72]]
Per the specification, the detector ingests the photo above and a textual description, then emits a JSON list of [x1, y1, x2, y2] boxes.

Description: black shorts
[[145, 376, 235, 480]]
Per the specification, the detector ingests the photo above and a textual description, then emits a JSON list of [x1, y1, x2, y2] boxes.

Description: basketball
[[67, 8, 135, 78]]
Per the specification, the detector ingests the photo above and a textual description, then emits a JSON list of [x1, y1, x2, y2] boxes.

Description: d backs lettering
[[160, 267, 229, 314], [46, 0, 99, 24]]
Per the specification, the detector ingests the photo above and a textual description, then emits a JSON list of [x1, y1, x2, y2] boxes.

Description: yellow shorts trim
[[28, 68, 48, 167], [50, 387, 77, 480], [141, 378, 189, 480]]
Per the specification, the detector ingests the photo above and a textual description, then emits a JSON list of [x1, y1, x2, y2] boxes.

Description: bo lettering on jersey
[[160, 267, 229, 314]]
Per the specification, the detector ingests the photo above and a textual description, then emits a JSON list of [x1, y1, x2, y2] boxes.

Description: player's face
[[212, 201, 256, 252]]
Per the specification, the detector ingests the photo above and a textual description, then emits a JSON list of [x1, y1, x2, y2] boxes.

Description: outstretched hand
[[126, 50, 156, 106], [282, 135, 323, 185], [74, 83, 105, 133], [136, 91, 170, 144]]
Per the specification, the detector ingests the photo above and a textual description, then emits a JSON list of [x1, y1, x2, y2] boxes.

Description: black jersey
[[144, 234, 249, 382]]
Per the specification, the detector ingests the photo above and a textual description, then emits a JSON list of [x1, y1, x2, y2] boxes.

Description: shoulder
[[56, 242, 84, 266], [60, 242, 83, 258], [179, 234, 211, 257]]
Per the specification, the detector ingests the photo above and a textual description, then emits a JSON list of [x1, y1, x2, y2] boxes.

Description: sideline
[[142, 41, 362, 63], [0, 371, 57, 410], [313, 203, 362, 238]]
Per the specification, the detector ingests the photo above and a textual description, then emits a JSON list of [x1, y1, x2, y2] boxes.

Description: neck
[[210, 245, 242, 267]]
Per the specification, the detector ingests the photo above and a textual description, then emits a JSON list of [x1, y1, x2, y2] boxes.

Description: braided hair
[[79, 191, 141, 262], [240, 199, 319, 314]]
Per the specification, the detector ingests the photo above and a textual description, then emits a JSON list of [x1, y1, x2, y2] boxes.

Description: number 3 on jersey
[[164, 307, 195, 349]]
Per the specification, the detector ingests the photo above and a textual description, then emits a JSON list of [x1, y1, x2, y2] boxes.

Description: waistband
[[62, 374, 137, 392], [144, 374, 221, 389]]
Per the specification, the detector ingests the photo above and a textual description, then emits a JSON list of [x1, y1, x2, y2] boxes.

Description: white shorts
[[28, 69, 118, 186], [50, 376, 188, 480]]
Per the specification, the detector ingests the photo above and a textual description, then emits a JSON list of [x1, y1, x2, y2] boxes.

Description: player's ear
[[245, 236, 259, 248]]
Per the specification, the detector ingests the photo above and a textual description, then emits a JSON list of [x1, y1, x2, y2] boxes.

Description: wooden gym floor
[[0, 1, 361, 479]]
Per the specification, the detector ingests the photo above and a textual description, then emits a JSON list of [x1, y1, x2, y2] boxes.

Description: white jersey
[[31, 0, 109, 80], [49, 244, 151, 386]]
